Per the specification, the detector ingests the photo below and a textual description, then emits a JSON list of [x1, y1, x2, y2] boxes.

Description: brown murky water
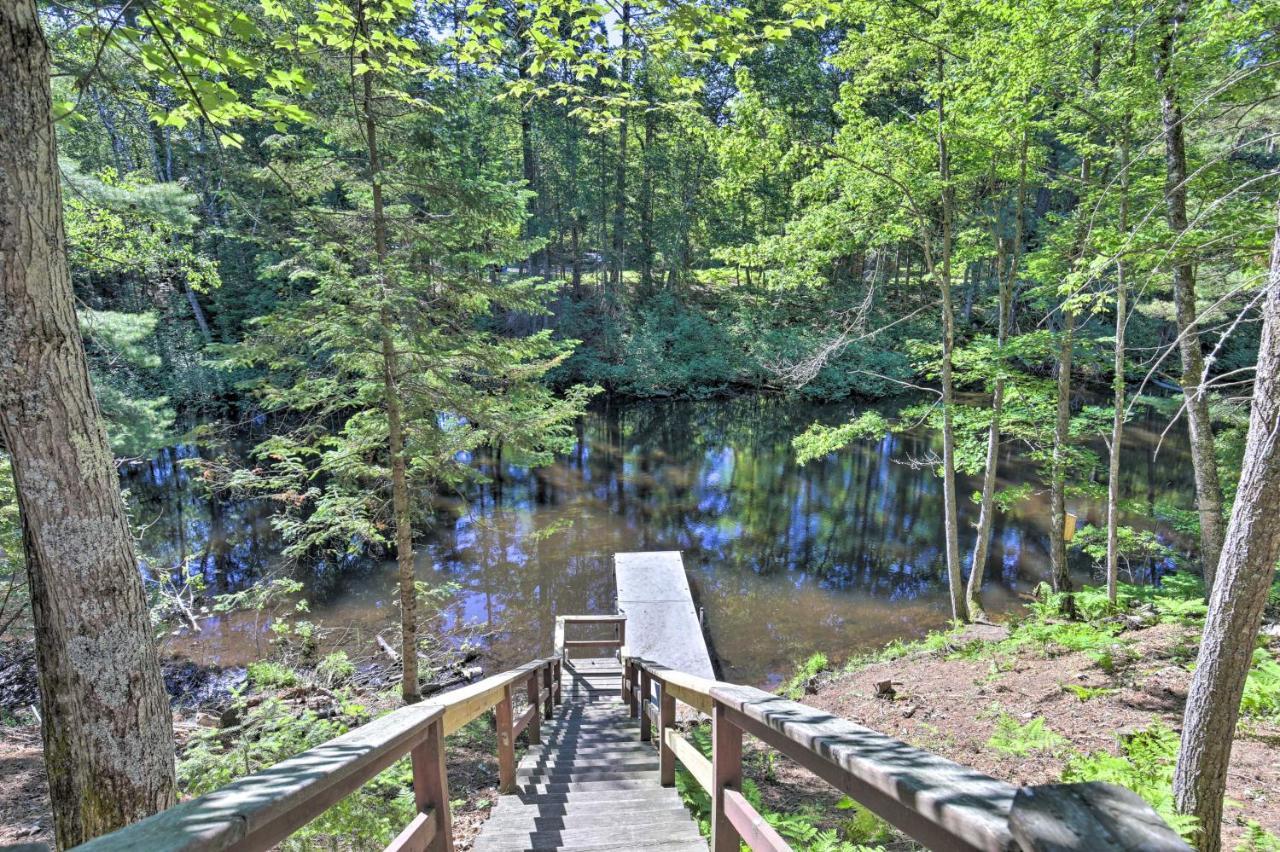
[[128, 395, 1195, 686]]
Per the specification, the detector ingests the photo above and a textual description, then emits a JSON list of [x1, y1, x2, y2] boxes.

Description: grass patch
[[781, 652, 830, 700]]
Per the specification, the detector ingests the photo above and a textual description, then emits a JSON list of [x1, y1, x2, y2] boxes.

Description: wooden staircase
[[472, 660, 704, 852], [76, 600, 1193, 852]]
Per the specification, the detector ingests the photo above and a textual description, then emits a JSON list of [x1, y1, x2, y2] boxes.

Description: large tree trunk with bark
[[1173, 198, 1280, 852], [1156, 1, 1226, 587], [0, 2, 177, 845]]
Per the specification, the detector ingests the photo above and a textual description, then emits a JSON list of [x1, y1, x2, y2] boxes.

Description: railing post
[[410, 716, 454, 852], [553, 657, 562, 706], [626, 660, 638, 718], [525, 671, 542, 745], [542, 662, 554, 719], [658, 682, 676, 787], [711, 701, 743, 852], [640, 667, 653, 742], [496, 683, 516, 794]]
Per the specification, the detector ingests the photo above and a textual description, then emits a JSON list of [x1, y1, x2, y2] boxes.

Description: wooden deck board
[[613, 552, 714, 680]]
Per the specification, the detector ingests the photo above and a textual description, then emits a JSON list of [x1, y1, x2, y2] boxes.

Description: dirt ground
[[742, 621, 1280, 850]]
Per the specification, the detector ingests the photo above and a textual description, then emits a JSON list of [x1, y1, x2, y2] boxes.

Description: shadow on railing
[[623, 655, 1192, 852], [73, 657, 562, 852]]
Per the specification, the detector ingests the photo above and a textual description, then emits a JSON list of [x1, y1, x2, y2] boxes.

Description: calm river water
[[126, 395, 1195, 686]]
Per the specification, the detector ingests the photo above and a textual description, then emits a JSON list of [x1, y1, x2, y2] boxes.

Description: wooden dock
[[613, 551, 714, 680]]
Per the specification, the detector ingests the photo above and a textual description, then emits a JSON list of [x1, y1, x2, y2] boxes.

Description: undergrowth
[[673, 724, 892, 851]]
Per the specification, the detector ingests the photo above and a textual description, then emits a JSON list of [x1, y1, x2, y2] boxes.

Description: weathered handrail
[[623, 656, 1190, 852], [75, 657, 562, 852], [553, 614, 626, 665]]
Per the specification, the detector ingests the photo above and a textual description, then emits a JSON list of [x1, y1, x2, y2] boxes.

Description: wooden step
[[470, 821, 704, 851], [472, 691, 704, 852]]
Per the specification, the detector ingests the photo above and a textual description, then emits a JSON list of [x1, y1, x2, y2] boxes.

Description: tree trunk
[[1156, 0, 1226, 587], [966, 133, 1026, 620], [358, 5, 418, 703], [0, 2, 177, 845], [1106, 135, 1132, 604], [639, 75, 655, 296], [610, 0, 630, 301], [1049, 307, 1075, 595], [517, 24, 541, 277], [935, 49, 967, 623], [1173, 197, 1280, 852]]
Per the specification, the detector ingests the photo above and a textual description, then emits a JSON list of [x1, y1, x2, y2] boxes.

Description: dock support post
[[659, 683, 676, 787], [711, 702, 743, 852], [496, 684, 516, 794]]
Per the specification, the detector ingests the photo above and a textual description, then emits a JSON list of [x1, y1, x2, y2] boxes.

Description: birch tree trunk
[[0, 2, 177, 845], [1173, 198, 1280, 852], [966, 135, 1026, 620], [1156, 1, 1226, 588], [1106, 135, 1132, 604], [935, 50, 967, 623]]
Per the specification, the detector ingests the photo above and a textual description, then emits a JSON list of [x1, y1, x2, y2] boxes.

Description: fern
[[986, 713, 1069, 757], [1241, 649, 1280, 719], [1062, 724, 1197, 841]]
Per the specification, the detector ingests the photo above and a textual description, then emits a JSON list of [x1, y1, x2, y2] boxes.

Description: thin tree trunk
[[1050, 306, 1075, 595], [1107, 133, 1132, 604], [639, 71, 655, 295], [0, 2, 177, 844], [610, 0, 630, 301], [967, 132, 1027, 620], [357, 3, 418, 702], [1156, 0, 1226, 587], [1049, 149, 1096, 599], [1173, 197, 1280, 852], [935, 48, 967, 623]]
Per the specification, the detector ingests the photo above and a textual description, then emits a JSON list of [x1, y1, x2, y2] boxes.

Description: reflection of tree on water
[[128, 395, 1196, 684]]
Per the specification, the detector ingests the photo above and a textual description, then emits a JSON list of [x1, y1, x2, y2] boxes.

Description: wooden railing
[[75, 657, 562, 852], [623, 656, 1191, 852], [552, 614, 626, 665]]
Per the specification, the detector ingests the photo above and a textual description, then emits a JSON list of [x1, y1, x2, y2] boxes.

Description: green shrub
[[246, 660, 300, 688], [672, 724, 889, 851], [178, 697, 412, 849], [316, 651, 356, 688]]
